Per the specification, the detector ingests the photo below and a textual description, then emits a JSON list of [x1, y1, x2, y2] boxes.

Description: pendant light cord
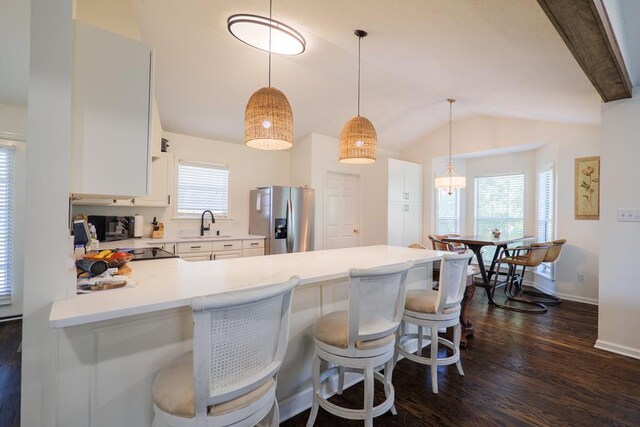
[[357, 35, 361, 117], [448, 99, 452, 166], [268, 0, 272, 87]]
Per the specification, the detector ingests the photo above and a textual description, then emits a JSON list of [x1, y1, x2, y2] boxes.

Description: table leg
[[458, 277, 476, 348]]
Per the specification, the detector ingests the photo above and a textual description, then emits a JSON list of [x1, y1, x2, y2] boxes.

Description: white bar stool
[[395, 251, 473, 394], [151, 276, 299, 427], [306, 261, 414, 427]]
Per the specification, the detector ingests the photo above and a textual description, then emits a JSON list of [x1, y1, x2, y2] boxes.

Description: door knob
[[353, 228, 359, 233]]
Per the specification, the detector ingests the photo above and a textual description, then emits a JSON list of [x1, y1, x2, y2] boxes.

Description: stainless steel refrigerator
[[249, 186, 314, 255]]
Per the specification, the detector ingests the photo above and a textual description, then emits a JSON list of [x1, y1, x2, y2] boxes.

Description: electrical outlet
[[617, 209, 640, 222], [577, 273, 585, 282]]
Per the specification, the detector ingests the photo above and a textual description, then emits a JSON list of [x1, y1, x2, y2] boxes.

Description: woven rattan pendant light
[[339, 30, 377, 164], [435, 99, 466, 195], [244, 0, 293, 150]]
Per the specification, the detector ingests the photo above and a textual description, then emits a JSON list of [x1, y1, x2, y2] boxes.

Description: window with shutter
[[0, 145, 15, 304], [177, 161, 229, 217], [536, 165, 554, 278], [435, 188, 460, 234], [475, 173, 525, 262]]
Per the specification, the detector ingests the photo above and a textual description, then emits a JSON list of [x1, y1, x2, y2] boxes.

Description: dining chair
[[428, 234, 466, 253], [395, 251, 474, 394], [306, 261, 414, 427], [492, 244, 551, 313], [151, 276, 299, 427], [520, 239, 567, 304]]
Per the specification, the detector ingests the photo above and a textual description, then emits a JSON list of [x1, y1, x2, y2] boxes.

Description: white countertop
[[99, 234, 265, 250], [50, 245, 444, 328]]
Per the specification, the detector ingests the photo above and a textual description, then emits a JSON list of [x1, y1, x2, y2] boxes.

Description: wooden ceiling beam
[[537, 0, 632, 102]]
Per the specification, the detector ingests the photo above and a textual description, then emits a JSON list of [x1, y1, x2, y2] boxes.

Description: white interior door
[[325, 172, 360, 249]]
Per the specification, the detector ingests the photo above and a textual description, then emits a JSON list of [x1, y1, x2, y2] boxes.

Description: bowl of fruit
[[83, 250, 133, 268]]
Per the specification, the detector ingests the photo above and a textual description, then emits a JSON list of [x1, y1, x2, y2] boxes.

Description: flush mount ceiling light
[[227, 14, 305, 55], [244, 0, 294, 150], [435, 99, 466, 195], [339, 30, 377, 164]]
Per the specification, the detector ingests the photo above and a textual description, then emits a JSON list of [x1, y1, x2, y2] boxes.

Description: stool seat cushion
[[312, 311, 395, 349], [152, 351, 274, 418], [404, 289, 460, 315]]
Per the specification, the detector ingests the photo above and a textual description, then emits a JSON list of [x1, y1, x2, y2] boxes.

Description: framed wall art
[[575, 156, 600, 220]]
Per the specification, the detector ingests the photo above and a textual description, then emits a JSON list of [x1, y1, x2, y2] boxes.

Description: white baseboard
[[594, 339, 640, 360], [526, 281, 599, 306]]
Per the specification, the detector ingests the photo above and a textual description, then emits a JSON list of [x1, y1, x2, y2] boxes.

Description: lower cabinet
[[180, 253, 212, 262], [212, 250, 242, 260], [174, 239, 265, 261]]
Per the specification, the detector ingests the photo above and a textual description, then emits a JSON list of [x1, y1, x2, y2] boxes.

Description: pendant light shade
[[339, 30, 377, 164], [245, 87, 293, 150], [339, 116, 377, 164], [435, 98, 466, 195], [244, 0, 294, 150]]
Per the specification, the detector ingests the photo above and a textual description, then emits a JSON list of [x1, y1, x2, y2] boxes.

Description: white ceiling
[[0, 0, 606, 150], [133, 0, 601, 150]]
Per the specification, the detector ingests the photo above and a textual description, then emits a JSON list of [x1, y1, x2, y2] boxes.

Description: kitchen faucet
[[200, 210, 215, 236]]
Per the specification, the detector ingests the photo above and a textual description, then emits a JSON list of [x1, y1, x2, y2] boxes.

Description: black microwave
[[89, 216, 135, 242]]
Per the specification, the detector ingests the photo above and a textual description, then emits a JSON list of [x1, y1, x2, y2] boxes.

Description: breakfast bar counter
[[50, 245, 443, 426]]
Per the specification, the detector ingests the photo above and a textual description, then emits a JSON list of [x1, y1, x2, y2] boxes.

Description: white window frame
[[0, 142, 15, 305], [535, 163, 555, 279], [435, 187, 460, 235], [175, 160, 230, 219], [474, 172, 525, 263]]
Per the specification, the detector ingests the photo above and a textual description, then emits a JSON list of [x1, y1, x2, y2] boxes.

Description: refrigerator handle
[[256, 193, 262, 213], [286, 198, 294, 253]]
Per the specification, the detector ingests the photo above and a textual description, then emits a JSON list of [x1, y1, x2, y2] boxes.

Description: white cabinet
[[242, 239, 265, 257], [387, 159, 423, 247], [181, 254, 211, 262], [212, 251, 242, 260], [135, 154, 173, 207], [70, 22, 153, 198], [388, 158, 422, 203]]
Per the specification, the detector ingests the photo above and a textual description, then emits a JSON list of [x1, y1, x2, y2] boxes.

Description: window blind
[[0, 145, 15, 304], [177, 161, 229, 217], [536, 166, 554, 277], [435, 188, 460, 234], [475, 173, 525, 262]]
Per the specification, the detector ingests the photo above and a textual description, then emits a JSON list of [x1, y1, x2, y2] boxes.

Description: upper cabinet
[[70, 22, 153, 198], [388, 158, 422, 204]]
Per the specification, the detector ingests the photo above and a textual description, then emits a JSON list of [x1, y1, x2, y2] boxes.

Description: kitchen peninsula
[[50, 245, 443, 426]]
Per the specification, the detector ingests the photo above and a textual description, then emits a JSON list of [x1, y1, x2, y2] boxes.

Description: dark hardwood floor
[[0, 320, 20, 427], [283, 296, 640, 426], [2, 296, 640, 427]]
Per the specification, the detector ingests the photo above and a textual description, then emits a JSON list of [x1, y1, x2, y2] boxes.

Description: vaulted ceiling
[[5, 0, 635, 150]]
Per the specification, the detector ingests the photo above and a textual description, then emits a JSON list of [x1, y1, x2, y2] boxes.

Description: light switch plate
[[617, 209, 640, 222]]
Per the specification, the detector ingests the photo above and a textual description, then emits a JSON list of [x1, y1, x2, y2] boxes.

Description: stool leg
[[364, 361, 375, 427], [337, 365, 345, 395], [269, 401, 280, 427], [417, 326, 424, 356], [454, 322, 464, 376], [430, 326, 439, 394], [384, 357, 397, 416], [306, 354, 321, 427]]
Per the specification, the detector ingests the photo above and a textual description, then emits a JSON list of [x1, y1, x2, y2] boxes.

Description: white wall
[[0, 104, 28, 138], [297, 133, 396, 250], [402, 116, 600, 303], [73, 131, 291, 236], [22, 2, 73, 426], [597, 87, 640, 359]]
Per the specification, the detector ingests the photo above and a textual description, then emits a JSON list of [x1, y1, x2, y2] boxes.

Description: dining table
[[442, 234, 533, 345]]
